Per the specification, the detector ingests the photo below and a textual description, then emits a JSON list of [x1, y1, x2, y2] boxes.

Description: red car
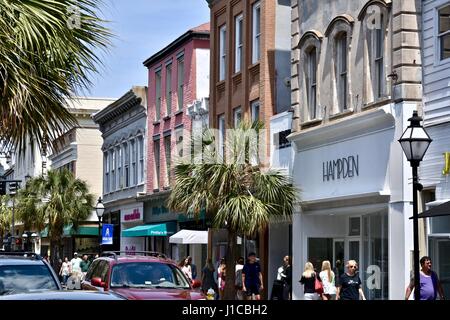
[[81, 251, 204, 300]]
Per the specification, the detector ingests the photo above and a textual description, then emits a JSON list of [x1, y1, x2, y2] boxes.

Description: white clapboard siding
[[422, 0, 450, 125], [420, 123, 450, 187]]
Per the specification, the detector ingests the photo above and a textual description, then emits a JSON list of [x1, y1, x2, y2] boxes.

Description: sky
[[87, 0, 210, 99]]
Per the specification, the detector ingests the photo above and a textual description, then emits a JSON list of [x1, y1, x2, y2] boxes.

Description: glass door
[[430, 237, 450, 299], [348, 240, 360, 264]]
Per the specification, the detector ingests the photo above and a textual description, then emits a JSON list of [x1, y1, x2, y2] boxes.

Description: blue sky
[[87, 0, 210, 98]]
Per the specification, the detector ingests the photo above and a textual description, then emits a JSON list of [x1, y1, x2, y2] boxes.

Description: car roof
[[0, 291, 125, 300], [100, 255, 175, 264], [0, 257, 46, 266]]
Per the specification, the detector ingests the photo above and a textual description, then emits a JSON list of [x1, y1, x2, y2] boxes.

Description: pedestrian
[[235, 257, 245, 300], [284, 256, 292, 300], [201, 258, 217, 297], [242, 252, 263, 300], [179, 257, 192, 282], [271, 255, 289, 300], [333, 259, 344, 287], [218, 263, 226, 300], [187, 256, 197, 280], [70, 252, 82, 278], [299, 261, 321, 300], [80, 254, 90, 280], [336, 260, 366, 300], [59, 257, 71, 286], [405, 256, 445, 300], [319, 260, 337, 300]]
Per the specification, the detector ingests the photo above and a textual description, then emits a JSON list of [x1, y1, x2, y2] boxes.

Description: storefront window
[[362, 211, 388, 300], [307, 238, 333, 271]]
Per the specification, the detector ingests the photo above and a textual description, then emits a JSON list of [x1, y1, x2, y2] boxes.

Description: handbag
[[314, 273, 324, 294]]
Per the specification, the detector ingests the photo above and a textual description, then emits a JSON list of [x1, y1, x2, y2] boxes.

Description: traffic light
[[0, 181, 6, 195], [9, 181, 18, 195]]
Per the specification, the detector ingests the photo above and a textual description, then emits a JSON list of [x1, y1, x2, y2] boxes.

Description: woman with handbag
[[299, 262, 322, 300]]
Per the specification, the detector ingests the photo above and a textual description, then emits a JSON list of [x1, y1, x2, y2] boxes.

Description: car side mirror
[[192, 279, 201, 289], [91, 277, 106, 288]]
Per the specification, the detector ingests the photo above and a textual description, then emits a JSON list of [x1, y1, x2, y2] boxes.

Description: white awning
[[169, 229, 208, 244]]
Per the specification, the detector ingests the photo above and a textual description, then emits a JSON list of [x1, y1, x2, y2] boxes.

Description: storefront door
[[430, 237, 450, 298]]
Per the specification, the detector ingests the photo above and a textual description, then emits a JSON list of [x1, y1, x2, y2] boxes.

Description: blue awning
[[122, 222, 177, 237]]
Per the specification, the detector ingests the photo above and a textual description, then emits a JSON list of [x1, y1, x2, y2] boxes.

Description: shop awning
[[122, 222, 177, 237], [169, 229, 208, 244], [410, 200, 450, 219], [39, 225, 99, 238]]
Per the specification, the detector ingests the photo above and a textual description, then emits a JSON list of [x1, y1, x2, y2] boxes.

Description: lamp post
[[398, 110, 432, 301], [22, 231, 39, 252], [95, 197, 105, 256]]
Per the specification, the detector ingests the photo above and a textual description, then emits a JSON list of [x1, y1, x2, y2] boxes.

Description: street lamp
[[95, 197, 105, 256], [22, 231, 39, 252], [398, 110, 432, 301]]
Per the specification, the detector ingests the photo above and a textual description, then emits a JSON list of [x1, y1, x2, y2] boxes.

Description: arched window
[[358, 0, 391, 104], [298, 30, 323, 121], [325, 15, 354, 113]]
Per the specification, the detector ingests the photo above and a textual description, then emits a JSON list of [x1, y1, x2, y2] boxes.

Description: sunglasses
[[349, 265, 357, 269]]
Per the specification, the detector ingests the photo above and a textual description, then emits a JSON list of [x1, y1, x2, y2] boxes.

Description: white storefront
[[120, 203, 145, 254], [290, 106, 417, 300]]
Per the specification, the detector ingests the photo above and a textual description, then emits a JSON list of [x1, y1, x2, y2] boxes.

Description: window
[[252, 1, 261, 63], [175, 128, 184, 158], [177, 58, 184, 111], [336, 33, 348, 111], [110, 150, 115, 192], [131, 139, 137, 186], [438, 4, 450, 60], [306, 47, 317, 119], [124, 142, 129, 188], [164, 135, 171, 185], [349, 217, 361, 236], [155, 70, 162, 121], [235, 14, 243, 73], [233, 107, 242, 127], [374, 18, 384, 99], [251, 100, 260, 122], [277, 129, 291, 149], [166, 64, 172, 115], [138, 136, 144, 183], [219, 25, 227, 81], [218, 114, 225, 159], [117, 147, 122, 189], [154, 139, 160, 190], [104, 152, 109, 193]]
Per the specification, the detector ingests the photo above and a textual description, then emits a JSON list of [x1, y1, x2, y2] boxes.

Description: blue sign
[[102, 224, 113, 245]]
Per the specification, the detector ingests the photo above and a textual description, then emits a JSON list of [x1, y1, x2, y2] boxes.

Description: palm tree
[[16, 169, 94, 266], [0, 0, 112, 151], [0, 195, 12, 249], [168, 121, 298, 300]]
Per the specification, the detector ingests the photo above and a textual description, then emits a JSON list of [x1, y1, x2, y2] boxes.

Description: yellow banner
[[443, 152, 450, 175]]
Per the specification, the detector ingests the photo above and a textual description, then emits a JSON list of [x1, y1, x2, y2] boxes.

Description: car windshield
[[0, 265, 59, 295], [110, 262, 191, 289]]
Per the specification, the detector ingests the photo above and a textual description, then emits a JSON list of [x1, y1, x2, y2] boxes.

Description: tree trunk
[[50, 238, 61, 270], [223, 228, 237, 300]]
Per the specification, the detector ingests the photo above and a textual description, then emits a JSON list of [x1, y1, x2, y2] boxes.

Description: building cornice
[[93, 87, 147, 125], [143, 30, 210, 67]]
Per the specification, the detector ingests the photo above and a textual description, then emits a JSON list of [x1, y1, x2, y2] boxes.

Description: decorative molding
[[358, 0, 391, 21], [325, 14, 355, 37], [298, 30, 323, 48]]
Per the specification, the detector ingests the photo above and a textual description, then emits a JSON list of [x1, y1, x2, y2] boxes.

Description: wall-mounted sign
[[323, 155, 359, 182], [121, 205, 143, 223], [443, 152, 450, 175], [101, 224, 113, 245]]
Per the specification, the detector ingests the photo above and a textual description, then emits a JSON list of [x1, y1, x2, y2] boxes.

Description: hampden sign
[[323, 155, 359, 182]]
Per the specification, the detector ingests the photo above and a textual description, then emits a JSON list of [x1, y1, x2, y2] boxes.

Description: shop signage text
[[124, 209, 141, 221], [323, 155, 359, 182]]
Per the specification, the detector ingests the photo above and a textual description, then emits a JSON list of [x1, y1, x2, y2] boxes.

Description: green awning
[[39, 225, 99, 238], [122, 222, 177, 237]]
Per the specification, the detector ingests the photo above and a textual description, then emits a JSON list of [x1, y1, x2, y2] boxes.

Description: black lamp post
[[398, 110, 432, 301], [95, 197, 105, 256]]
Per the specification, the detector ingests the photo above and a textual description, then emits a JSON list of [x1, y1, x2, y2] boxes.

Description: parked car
[[81, 251, 205, 300], [0, 290, 125, 300], [0, 252, 62, 296]]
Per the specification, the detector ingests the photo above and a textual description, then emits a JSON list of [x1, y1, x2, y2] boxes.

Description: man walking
[[242, 252, 264, 300], [80, 254, 91, 280], [405, 256, 445, 300]]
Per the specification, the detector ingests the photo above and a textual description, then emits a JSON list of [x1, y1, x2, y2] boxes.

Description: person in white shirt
[[70, 252, 82, 276], [319, 260, 337, 300]]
